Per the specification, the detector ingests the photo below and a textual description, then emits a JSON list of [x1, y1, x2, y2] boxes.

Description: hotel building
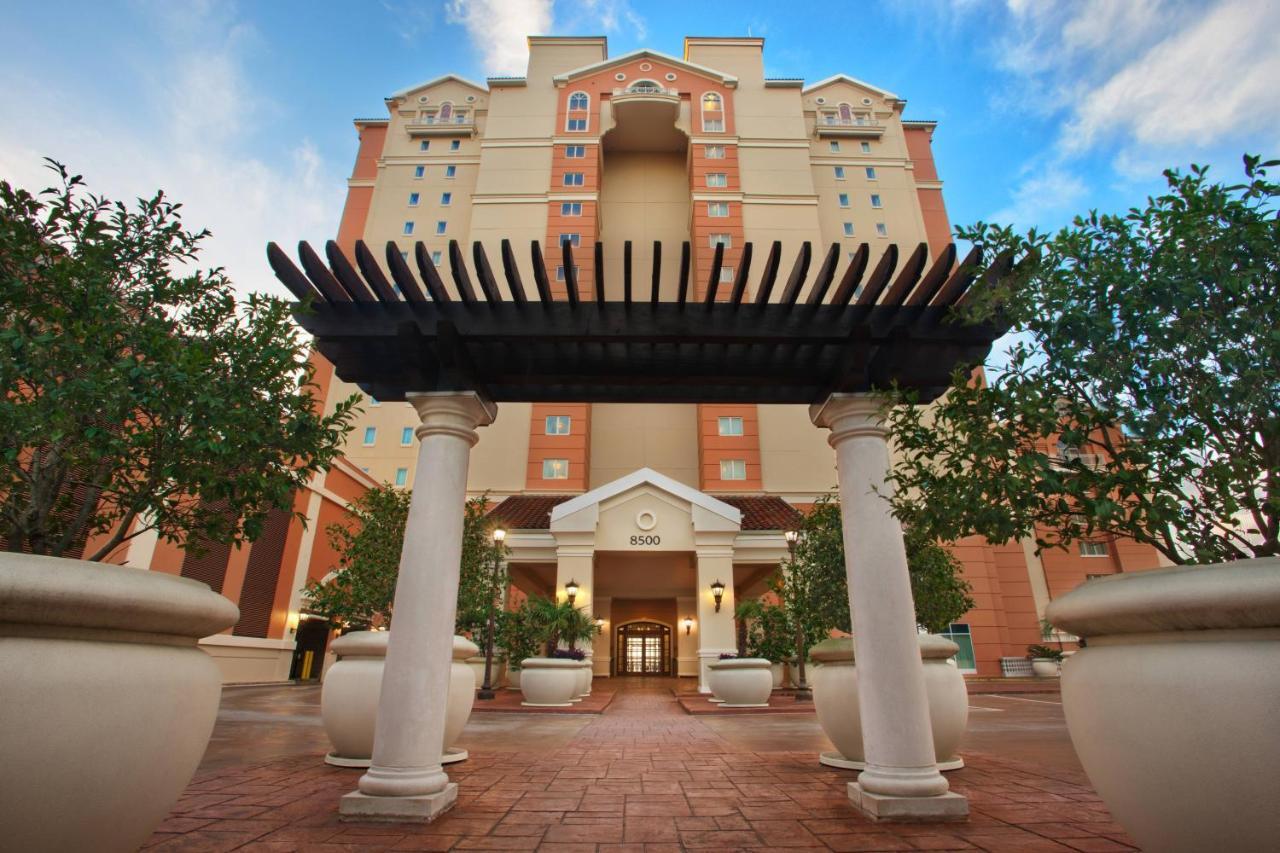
[[109, 36, 1162, 685]]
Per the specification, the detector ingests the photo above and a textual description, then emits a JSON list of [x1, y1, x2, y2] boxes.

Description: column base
[[339, 783, 458, 822], [847, 783, 968, 822]]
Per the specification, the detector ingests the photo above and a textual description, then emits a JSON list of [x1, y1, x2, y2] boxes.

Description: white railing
[[821, 116, 880, 128], [613, 86, 679, 97], [420, 115, 473, 126]]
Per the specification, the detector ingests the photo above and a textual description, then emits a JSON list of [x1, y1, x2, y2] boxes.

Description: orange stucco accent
[[690, 143, 744, 301], [904, 125, 952, 258], [697, 404, 762, 492], [544, 201, 599, 299], [266, 487, 313, 639], [526, 403, 591, 491], [336, 121, 388, 255]]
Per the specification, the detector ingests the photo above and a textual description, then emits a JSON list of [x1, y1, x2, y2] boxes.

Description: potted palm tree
[[560, 604, 600, 699], [1026, 644, 1063, 678], [518, 597, 582, 707]]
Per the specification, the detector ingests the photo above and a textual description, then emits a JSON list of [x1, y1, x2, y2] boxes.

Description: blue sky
[[2, 0, 1277, 298]]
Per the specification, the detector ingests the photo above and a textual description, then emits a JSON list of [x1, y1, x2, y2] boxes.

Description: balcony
[[815, 116, 885, 138], [612, 85, 680, 101], [405, 116, 475, 138]]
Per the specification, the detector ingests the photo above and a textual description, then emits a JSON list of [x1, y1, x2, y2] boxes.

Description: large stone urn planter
[[322, 631, 478, 767], [575, 659, 593, 699], [707, 657, 773, 707], [519, 657, 581, 707], [810, 635, 968, 771], [770, 662, 784, 689], [506, 666, 521, 690], [1030, 658, 1061, 678], [0, 553, 239, 853], [1046, 558, 1280, 853]]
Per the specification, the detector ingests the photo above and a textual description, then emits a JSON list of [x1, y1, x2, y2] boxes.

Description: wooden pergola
[[269, 236, 1020, 824], [268, 238, 1015, 404]]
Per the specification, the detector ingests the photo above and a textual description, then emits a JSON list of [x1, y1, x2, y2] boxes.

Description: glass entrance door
[[616, 621, 672, 675]]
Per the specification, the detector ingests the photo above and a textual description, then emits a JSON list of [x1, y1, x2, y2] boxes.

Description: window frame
[[718, 416, 744, 436], [362, 426, 377, 447], [707, 201, 730, 218], [440, 192, 452, 206], [705, 172, 728, 188], [413, 165, 425, 179], [1079, 540, 1109, 557], [719, 458, 747, 480], [445, 165, 457, 179], [542, 458, 570, 480], [838, 193, 850, 208], [563, 171, 585, 186], [408, 192, 420, 207], [559, 233, 581, 248], [834, 166, 846, 180], [870, 193, 882, 208], [402, 221, 415, 236], [700, 91, 725, 132], [865, 166, 877, 179], [545, 415, 572, 436], [565, 144, 586, 158], [875, 222, 888, 237], [560, 201, 583, 216], [394, 467, 408, 487], [435, 221, 447, 235], [842, 222, 854, 237], [704, 144, 726, 159], [709, 233, 732, 248], [400, 427, 414, 446]]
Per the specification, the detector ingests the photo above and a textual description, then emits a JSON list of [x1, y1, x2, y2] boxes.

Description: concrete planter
[[771, 662, 784, 689], [321, 631, 477, 767], [707, 657, 772, 707], [1047, 558, 1280, 853], [0, 553, 239, 853], [575, 660, 593, 698], [519, 657, 581, 706], [1031, 658, 1061, 678], [810, 635, 968, 771], [506, 667, 522, 690]]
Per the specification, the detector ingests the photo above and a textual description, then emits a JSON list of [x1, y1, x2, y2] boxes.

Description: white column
[[694, 535, 737, 693], [340, 392, 496, 822], [811, 393, 967, 820]]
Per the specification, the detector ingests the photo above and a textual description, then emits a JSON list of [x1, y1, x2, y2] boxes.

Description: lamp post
[[785, 529, 812, 702], [477, 527, 505, 701]]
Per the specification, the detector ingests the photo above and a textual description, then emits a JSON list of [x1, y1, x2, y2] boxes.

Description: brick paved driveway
[[147, 681, 1137, 851]]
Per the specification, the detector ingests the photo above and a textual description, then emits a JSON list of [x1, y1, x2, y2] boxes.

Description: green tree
[[304, 484, 409, 628], [0, 161, 357, 560], [885, 155, 1280, 565], [454, 495, 506, 638], [497, 602, 542, 670], [781, 494, 975, 638]]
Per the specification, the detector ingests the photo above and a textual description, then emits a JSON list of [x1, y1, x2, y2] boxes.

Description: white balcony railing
[[821, 116, 880, 128]]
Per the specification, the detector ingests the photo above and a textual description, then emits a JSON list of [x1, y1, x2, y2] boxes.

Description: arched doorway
[[616, 621, 672, 675]]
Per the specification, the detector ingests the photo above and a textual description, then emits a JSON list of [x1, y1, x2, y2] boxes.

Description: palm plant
[[562, 603, 599, 652]]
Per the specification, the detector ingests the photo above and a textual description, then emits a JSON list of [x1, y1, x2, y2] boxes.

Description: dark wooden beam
[[830, 243, 869, 306], [623, 240, 633, 306], [325, 240, 375, 302], [754, 241, 782, 305], [266, 242, 322, 302], [562, 240, 580, 306], [499, 239, 528, 305], [299, 241, 350, 303], [594, 241, 605, 303], [448, 240, 478, 304], [384, 241, 428, 303], [805, 243, 841, 306], [854, 244, 900, 307], [676, 241, 691, 307], [779, 241, 812, 306], [704, 242, 725, 306], [878, 243, 929, 308], [929, 245, 982, 308], [414, 242, 451, 303], [650, 240, 662, 305], [905, 243, 957, 307], [471, 242, 503, 303], [530, 240, 553, 304], [353, 240, 399, 303], [729, 242, 753, 306]]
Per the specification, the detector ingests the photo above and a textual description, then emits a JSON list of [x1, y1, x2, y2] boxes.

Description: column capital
[[809, 393, 890, 446], [408, 392, 497, 446]]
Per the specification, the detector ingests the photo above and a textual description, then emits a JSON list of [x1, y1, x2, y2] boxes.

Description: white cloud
[[445, 0, 554, 76], [988, 166, 1088, 229], [0, 6, 342, 300]]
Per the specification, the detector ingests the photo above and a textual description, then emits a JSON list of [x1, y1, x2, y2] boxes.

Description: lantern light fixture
[[710, 579, 726, 612], [683, 616, 694, 635], [565, 578, 580, 605], [492, 527, 506, 543], [784, 529, 799, 544]]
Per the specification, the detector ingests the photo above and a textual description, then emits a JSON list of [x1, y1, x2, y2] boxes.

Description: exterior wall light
[[683, 616, 694, 635], [492, 527, 507, 543], [565, 579, 580, 605], [784, 529, 799, 545], [710, 579, 726, 612], [595, 617, 605, 629]]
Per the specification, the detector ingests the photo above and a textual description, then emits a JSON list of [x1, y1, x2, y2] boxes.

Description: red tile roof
[[486, 494, 803, 531]]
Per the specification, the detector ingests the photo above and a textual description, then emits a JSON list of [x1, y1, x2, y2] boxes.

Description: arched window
[[438, 102, 453, 122], [838, 102, 852, 123], [566, 91, 590, 132], [701, 92, 724, 132], [568, 91, 589, 110], [627, 79, 663, 94]]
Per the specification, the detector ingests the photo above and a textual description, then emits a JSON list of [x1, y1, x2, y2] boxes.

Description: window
[[870, 193, 882, 208], [403, 221, 415, 235], [719, 266, 734, 282], [450, 140, 460, 151], [829, 141, 840, 152], [453, 110, 468, 124], [563, 171, 584, 186], [554, 265, 580, 281], [438, 102, 453, 122], [718, 416, 744, 436], [408, 192, 420, 206], [401, 427, 414, 446], [566, 118, 587, 132], [561, 202, 583, 216], [413, 165, 425, 178], [843, 222, 854, 237], [419, 141, 430, 151], [719, 459, 747, 480], [568, 91, 589, 110], [440, 192, 452, 206], [939, 624, 976, 672], [701, 91, 724, 132], [445, 165, 456, 178], [707, 201, 729, 217], [362, 427, 377, 446], [435, 221, 447, 235], [559, 233, 581, 248], [705, 144, 726, 159], [865, 166, 877, 179], [394, 467, 408, 487], [834, 166, 846, 180], [1080, 540, 1109, 557], [545, 415, 571, 435], [543, 458, 570, 479], [875, 222, 888, 237], [838, 193, 849, 208], [709, 233, 732, 248], [431, 250, 442, 264], [860, 141, 871, 153], [706, 172, 728, 187], [839, 103, 853, 123], [565, 144, 586, 158]]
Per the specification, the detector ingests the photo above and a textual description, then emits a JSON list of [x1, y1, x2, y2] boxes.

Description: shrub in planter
[[1027, 644, 1063, 677]]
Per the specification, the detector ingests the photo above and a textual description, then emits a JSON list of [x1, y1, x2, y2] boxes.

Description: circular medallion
[[635, 510, 658, 531]]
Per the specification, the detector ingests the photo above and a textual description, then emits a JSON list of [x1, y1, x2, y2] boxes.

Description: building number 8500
[[629, 534, 660, 546]]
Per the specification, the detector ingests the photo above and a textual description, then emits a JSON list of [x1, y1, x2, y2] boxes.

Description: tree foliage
[[303, 491, 503, 631], [886, 155, 1280, 565], [496, 602, 542, 669], [0, 160, 356, 560], [304, 484, 408, 628], [781, 494, 975, 637], [521, 596, 597, 656]]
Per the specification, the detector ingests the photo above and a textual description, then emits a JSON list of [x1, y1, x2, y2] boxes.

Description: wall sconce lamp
[[492, 527, 506, 544], [595, 617, 605, 628], [683, 616, 694, 635], [710, 579, 726, 612], [565, 578, 580, 605]]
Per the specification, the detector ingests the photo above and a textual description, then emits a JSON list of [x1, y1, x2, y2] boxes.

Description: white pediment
[[549, 467, 741, 535]]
